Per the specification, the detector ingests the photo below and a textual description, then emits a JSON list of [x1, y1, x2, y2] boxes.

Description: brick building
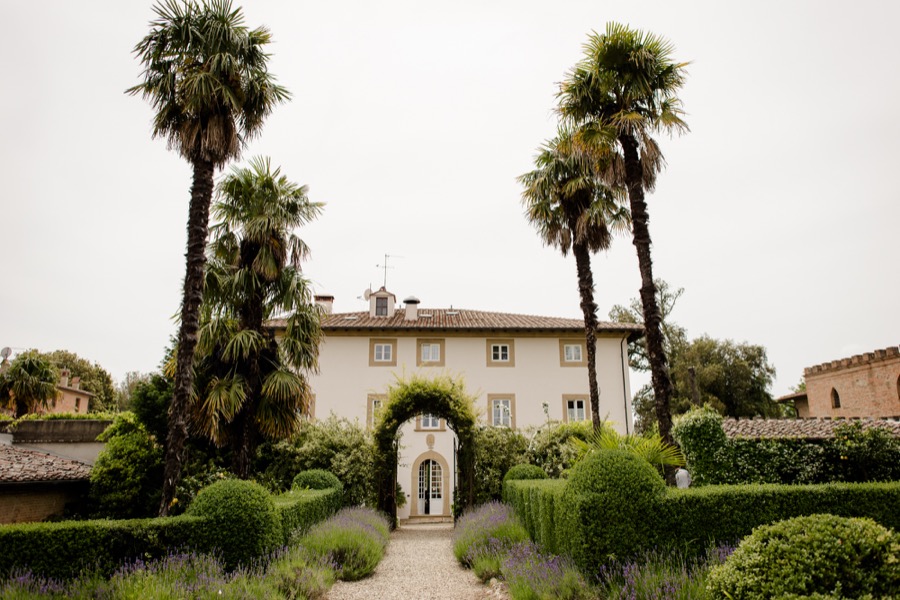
[[789, 346, 900, 419]]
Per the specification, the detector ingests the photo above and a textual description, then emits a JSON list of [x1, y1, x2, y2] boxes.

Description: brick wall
[[805, 347, 900, 418], [0, 485, 83, 524]]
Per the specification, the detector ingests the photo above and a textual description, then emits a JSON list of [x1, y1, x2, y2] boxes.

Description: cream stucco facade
[[303, 288, 641, 521]]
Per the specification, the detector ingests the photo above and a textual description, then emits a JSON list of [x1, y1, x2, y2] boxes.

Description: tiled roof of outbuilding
[[0, 445, 91, 483], [272, 309, 644, 338], [721, 417, 900, 440]]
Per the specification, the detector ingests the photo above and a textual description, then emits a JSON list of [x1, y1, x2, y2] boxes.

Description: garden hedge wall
[[274, 487, 343, 543], [504, 451, 900, 577], [0, 485, 342, 579]]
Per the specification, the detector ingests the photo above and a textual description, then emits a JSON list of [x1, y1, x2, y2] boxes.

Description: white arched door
[[417, 459, 443, 515]]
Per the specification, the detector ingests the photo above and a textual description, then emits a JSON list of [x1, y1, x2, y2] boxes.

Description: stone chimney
[[60, 368, 70, 388], [315, 294, 335, 315], [71, 376, 81, 390], [404, 296, 420, 321]]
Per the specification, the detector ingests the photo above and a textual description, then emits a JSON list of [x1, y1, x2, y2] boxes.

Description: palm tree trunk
[[618, 134, 676, 456], [572, 240, 602, 432], [159, 158, 215, 516]]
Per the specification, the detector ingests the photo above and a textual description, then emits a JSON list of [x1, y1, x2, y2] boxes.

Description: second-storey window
[[369, 339, 397, 366], [421, 343, 440, 362], [374, 344, 392, 362], [564, 344, 582, 362], [420, 413, 440, 429], [486, 339, 515, 367]]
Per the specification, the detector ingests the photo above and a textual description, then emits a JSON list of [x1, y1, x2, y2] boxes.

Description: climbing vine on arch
[[372, 374, 478, 528]]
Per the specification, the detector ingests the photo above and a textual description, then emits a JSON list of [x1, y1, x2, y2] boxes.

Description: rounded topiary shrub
[[671, 406, 728, 485], [292, 469, 343, 492], [187, 479, 282, 569], [706, 514, 900, 600], [561, 449, 666, 573], [503, 464, 548, 481]]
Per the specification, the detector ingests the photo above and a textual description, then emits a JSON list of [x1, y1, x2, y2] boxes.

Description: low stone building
[[0, 444, 90, 523]]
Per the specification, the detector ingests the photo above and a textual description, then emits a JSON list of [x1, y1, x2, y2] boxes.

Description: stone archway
[[372, 374, 477, 528]]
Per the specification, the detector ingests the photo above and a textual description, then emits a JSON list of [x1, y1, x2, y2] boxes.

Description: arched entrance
[[372, 374, 477, 528], [410, 452, 450, 517]]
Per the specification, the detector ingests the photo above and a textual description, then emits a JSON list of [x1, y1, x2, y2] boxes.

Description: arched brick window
[[831, 387, 841, 409]]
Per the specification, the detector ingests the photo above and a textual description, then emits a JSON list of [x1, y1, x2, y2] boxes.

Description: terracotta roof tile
[[272, 309, 644, 337], [721, 417, 900, 440], [0, 445, 91, 483]]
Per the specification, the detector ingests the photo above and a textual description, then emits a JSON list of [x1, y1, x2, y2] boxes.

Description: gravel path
[[326, 523, 508, 600]]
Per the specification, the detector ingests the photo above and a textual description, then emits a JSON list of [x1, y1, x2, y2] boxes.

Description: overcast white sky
[[1, 0, 897, 398]]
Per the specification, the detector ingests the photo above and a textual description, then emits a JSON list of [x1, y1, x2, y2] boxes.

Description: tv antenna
[[375, 254, 403, 288]]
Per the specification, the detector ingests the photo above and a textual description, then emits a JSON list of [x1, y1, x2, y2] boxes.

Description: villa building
[[277, 287, 642, 521]]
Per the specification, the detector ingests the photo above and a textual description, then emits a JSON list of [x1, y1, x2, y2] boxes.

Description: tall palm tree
[[558, 22, 689, 450], [128, 0, 289, 514], [519, 128, 629, 432], [0, 351, 59, 418], [193, 157, 323, 478]]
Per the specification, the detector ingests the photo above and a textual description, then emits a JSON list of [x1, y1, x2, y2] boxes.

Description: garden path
[[326, 523, 508, 600]]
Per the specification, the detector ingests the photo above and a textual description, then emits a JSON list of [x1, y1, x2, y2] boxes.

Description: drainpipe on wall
[[621, 336, 631, 434]]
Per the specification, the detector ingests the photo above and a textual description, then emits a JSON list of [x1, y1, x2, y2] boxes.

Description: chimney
[[404, 296, 420, 321], [315, 295, 335, 315], [60, 368, 70, 388], [71, 376, 81, 390]]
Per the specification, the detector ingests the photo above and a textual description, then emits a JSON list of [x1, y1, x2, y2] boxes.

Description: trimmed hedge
[[502, 479, 566, 554], [292, 469, 343, 492], [504, 455, 900, 577], [707, 514, 900, 599], [0, 515, 204, 579], [274, 487, 343, 543], [673, 407, 900, 485], [503, 464, 548, 482], [0, 483, 341, 579]]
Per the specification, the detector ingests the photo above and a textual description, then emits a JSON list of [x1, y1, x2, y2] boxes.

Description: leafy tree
[[192, 157, 323, 478], [130, 372, 174, 443], [40, 349, 116, 412], [89, 413, 163, 518], [609, 279, 687, 372], [612, 282, 781, 429], [472, 425, 528, 503], [525, 421, 592, 478], [254, 416, 375, 506], [519, 127, 629, 431], [0, 351, 58, 418], [115, 371, 151, 411], [128, 0, 290, 515], [559, 22, 689, 452]]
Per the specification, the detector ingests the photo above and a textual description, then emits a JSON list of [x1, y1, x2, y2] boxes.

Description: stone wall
[[0, 483, 87, 524], [805, 346, 900, 418]]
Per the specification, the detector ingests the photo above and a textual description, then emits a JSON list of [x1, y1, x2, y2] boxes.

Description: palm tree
[[558, 22, 689, 450], [193, 157, 323, 478], [519, 128, 629, 432], [0, 351, 59, 418], [571, 422, 685, 469], [128, 0, 290, 514]]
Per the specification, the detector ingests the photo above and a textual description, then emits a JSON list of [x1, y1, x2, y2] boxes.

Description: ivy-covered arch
[[373, 374, 478, 528]]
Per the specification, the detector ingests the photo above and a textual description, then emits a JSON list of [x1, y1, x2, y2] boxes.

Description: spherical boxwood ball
[[292, 469, 343, 491], [706, 513, 900, 600], [562, 449, 666, 570], [503, 464, 549, 481], [187, 479, 282, 569]]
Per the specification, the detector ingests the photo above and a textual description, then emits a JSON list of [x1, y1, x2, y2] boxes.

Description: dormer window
[[376, 297, 388, 316]]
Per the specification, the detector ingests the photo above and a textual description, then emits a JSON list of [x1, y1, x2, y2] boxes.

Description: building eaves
[[0, 445, 91, 484]]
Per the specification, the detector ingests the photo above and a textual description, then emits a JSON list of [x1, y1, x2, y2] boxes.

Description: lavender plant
[[501, 541, 591, 600], [452, 502, 529, 568], [299, 507, 391, 581]]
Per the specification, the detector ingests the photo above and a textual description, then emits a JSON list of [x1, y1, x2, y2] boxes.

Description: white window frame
[[567, 398, 586, 422], [492, 344, 509, 362], [374, 344, 392, 362], [492, 398, 511, 427], [421, 343, 440, 362], [420, 413, 441, 429], [564, 344, 583, 363]]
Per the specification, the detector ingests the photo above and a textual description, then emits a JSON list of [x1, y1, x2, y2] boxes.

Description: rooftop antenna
[[375, 254, 403, 288]]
